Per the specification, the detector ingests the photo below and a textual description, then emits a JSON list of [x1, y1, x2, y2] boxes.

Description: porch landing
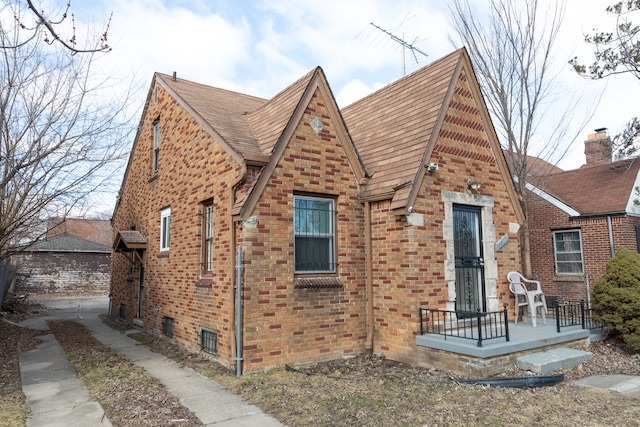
[[416, 322, 590, 358]]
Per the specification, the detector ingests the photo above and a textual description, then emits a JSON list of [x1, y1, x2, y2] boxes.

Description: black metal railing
[[418, 304, 510, 347], [552, 299, 606, 333]]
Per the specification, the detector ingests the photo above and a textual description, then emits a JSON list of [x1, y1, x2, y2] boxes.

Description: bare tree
[[448, 0, 588, 277], [0, 1, 136, 260], [2, 0, 112, 54], [570, 1, 640, 157]]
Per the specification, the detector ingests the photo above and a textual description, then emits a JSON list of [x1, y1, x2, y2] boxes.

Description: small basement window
[[200, 327, 217, 355], [163, 316, 174, 338]]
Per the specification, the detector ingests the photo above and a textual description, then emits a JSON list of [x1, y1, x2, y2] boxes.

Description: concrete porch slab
[[517, 348, 592, 374], [416, 323, 589, 358]]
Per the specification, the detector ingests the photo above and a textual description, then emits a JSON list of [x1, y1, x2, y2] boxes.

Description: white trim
[[625, 170, 640, 215], [525, 181, 580, 217], [160, 207, 171, 251]]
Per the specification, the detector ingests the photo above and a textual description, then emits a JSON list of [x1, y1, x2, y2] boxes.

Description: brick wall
[[528, 191, 640, 302], [111, 79, 241, 367], [13, 252, 110, 297], [367, 71, 522, 367], [238, 88, 367, 370]]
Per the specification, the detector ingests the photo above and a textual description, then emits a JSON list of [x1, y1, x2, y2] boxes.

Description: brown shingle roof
[[156, 73, 268, 160], [248, 69, 316, 155], [529, 158, 640, 215], [342, 49, 462, 198]]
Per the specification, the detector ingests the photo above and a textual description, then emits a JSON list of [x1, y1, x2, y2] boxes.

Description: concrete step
[[517, 348, 592, 374]]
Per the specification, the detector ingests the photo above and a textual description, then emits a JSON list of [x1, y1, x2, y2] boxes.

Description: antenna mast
[[369, 22, 428, 75]]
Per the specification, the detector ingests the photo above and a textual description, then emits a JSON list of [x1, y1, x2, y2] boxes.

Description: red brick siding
[[528, 190, 640, 302]]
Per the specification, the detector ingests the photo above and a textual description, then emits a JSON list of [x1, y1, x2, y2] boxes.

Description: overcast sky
[[42, 0, 640, 173]]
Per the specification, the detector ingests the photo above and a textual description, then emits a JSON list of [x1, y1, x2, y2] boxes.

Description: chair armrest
[[521, 276, 542, 292]]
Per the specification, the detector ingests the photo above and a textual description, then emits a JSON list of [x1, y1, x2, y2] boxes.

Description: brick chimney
[[584, 128, 612, 166]]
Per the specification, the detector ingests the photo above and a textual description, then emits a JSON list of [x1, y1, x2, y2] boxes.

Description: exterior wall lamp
[[467, 180, 481, 191]]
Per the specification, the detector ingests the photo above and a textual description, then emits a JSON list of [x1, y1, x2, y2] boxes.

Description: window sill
[[148, 174, 158, 183], [157, 251, 169, 259], [196, 277, 213, 288], [294, 276, 342, 289], [553, 275, 584, 282]]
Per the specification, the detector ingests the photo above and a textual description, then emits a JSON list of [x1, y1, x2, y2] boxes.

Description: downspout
[[235, 246, 243, 377], [364, 201, 374, 352], [607, 215, 615, 257], [229, 164, 247, 373]]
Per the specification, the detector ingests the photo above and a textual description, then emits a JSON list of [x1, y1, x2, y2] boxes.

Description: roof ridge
[[155, 72, 267, 104], [343, 49, 464, 110]]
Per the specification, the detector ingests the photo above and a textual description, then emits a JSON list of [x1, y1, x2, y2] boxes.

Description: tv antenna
[[369, 22, 428, 75]]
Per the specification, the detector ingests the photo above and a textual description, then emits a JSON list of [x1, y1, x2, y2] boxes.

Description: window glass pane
[[160, 208, 170, 251], [294, 196, 334, 273], [553, 230, 583, 275]]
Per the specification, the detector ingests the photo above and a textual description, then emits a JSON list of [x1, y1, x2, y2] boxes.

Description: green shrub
[[591, 247, 640, 352]]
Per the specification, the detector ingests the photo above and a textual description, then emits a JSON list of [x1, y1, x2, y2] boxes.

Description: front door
[[453, 205, 485, 313]]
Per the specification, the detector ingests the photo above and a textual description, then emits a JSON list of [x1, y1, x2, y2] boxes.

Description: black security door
[[453, 205, 486, 313]]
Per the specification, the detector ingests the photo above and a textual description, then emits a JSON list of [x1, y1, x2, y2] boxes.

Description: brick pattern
[[367, 72, 522, 367], [112, 69, 523, 374], [238, 89, 367, 369], [528, 191, 640, 302], [111, 81, 241, 366]]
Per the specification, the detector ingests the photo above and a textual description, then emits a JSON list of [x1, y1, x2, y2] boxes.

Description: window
[[160, 207, 171, 251], [153, 121, 161, 172], [202, 201, 214, 273], [553, 229, 584, 275], [200, 327, 217, 355], [294, 195, 335, 273]]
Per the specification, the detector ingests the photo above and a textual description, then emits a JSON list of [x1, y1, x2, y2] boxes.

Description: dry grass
[[0, 303, 46, 427], [132, 329, 640, 427], [3, 303, 640, 426], [49, 321, 203, 426]]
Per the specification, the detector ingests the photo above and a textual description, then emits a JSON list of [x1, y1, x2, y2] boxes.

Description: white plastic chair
[[507, 271, 547, 327]]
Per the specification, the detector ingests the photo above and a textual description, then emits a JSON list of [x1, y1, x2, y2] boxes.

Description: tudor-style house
[[110, 48, 525, 374]]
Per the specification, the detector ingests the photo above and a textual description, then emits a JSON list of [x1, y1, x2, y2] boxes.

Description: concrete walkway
[[19, 297, 282, 426]]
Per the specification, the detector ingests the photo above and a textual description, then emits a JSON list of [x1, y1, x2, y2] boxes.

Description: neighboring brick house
[[12, 218, 112, 297], [527, 129, 640, 303], [110, 48, 524, 374]]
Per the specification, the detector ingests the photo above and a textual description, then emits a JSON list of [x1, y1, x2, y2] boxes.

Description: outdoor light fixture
[[467, 180, 481, 191]]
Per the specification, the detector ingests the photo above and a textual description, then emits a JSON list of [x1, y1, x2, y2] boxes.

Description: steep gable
[[342, 50, 460, 201], [156, 73, 268, 163], [344, 48, 521, 221], [236, 67, 368, 220]]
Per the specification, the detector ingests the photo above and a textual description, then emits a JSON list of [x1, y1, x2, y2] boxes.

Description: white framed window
[[160, 207, 171, 251], [202, 201, 214, 273], [294, 195, 335, 273], [553, 229, 583, 275], [153, 121, 161, 173]]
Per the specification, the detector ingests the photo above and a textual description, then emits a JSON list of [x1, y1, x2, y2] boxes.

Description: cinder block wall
[[13, 252, 110, 297]]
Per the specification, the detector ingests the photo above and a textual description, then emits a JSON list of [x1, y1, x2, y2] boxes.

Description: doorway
[[453, 204, 486, 313]]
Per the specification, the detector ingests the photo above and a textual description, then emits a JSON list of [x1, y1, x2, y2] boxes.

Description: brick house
[[12, 218, 112, 297], [527, 129, 640, 303], [110, 48, 524, 374]]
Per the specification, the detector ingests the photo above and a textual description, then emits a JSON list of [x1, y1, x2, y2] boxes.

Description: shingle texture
[[529, 158, 640, 215], [30, 234, 111, 253]]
